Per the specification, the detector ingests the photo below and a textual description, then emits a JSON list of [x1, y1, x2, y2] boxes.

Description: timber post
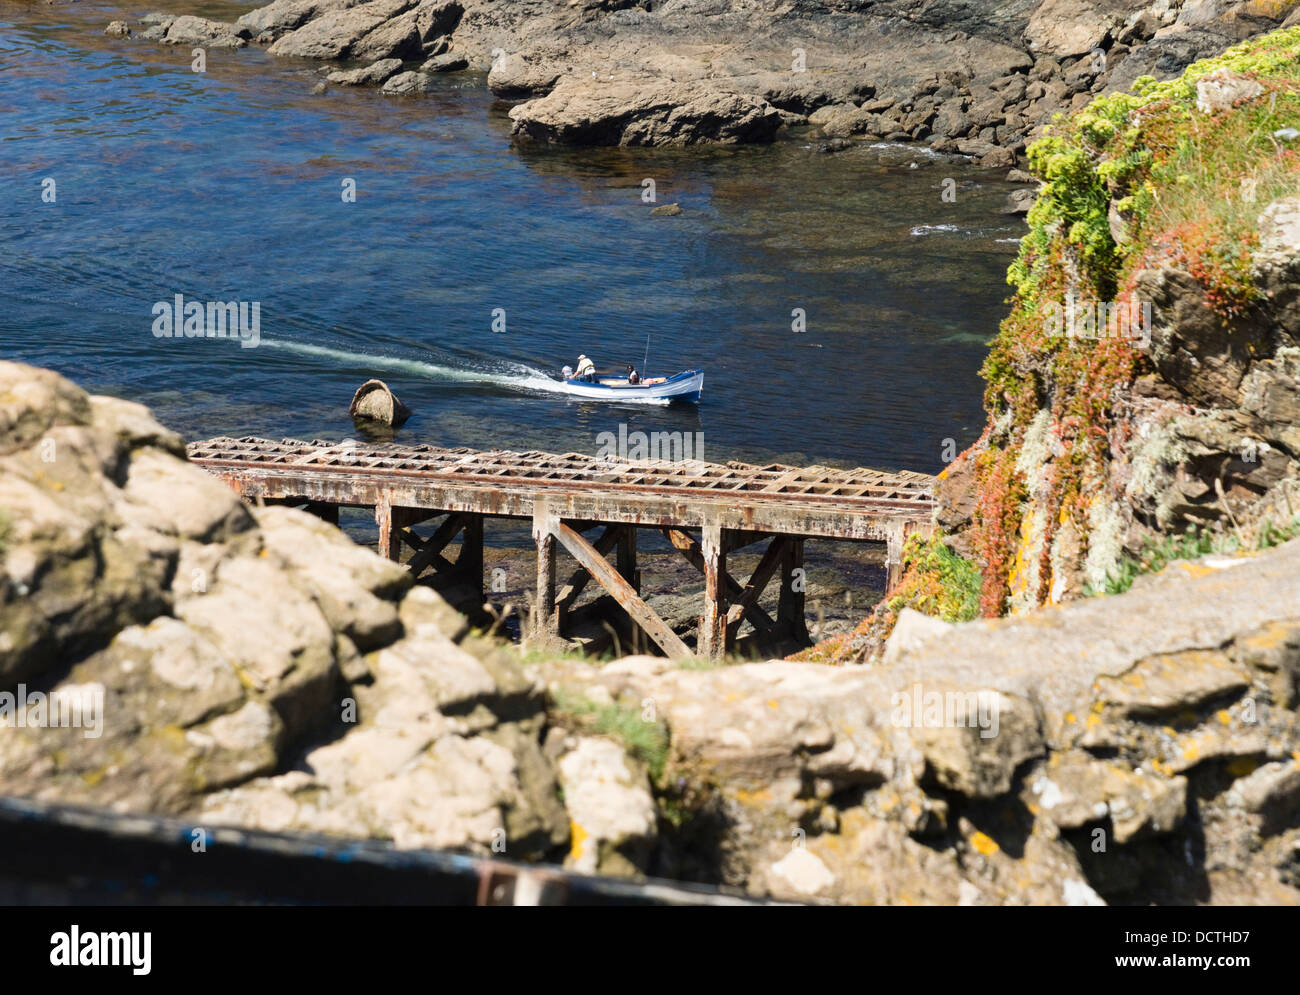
[[375, 496, 399, 561], [461, 513, 485, 607], [532, 504, 559, 643], [698, 522, 727, 659], [885, 519, 907, 590], [616, 526, 639, 594], [778, 537, 809, 646]]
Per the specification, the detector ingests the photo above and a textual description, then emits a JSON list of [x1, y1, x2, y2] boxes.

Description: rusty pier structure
[[188, 437, 935, 658]]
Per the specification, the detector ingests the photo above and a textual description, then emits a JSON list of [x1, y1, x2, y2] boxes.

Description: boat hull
[[561, 369, 703, 403]]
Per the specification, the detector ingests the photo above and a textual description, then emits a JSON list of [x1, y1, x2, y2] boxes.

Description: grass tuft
[[550, 688, 671, 783]]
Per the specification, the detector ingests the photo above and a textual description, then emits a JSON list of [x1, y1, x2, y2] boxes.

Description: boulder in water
[[349, 379, 411, 427]]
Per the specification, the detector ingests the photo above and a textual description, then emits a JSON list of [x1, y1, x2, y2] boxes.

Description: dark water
[[0, 0, 1023, 473]]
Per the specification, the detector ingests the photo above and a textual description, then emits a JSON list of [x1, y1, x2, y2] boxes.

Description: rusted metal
[[187, 436, 936, 658], [188, 438, 934, 518]]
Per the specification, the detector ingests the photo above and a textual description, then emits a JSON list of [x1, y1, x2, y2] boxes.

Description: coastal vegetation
[[895, 26, 1300, 625]]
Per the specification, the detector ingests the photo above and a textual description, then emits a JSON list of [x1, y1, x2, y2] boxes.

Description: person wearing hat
[[574, 354, 596, 382]]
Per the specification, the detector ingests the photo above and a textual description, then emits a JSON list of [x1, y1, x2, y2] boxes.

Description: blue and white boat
[[561, 368, 704, 404]]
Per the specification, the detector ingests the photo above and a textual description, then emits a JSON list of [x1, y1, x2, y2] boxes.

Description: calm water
[[0, 0, 1023, 473]]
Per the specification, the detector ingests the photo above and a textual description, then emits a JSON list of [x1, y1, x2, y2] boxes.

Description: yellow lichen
[[568, 819, 588, 862]]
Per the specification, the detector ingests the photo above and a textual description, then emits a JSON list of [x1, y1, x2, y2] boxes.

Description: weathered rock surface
[[202, 597, 568, 856], [135, 0, 1296, 150], [0, 362, 566, 860], [138, 14, 250, 48], [381, 69, 436, 94], [327, 57, 404, 85], [508, 76, 785, 147], [555, 736, 656, 876], [542, 537, 1300, 903], [266, 0, 414, 59], [421, 51, 468, 73]]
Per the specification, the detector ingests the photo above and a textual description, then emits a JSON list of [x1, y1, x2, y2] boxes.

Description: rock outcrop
[[507, 76, 785, 147], [544, 537, 1300, 904], [110, 0, 1298, 152], [0, 361, 566, 859]]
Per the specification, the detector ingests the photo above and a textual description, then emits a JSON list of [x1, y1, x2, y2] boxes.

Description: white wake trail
[[260, 339, 570, 394]]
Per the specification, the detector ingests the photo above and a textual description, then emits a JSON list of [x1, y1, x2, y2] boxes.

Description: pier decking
[[188, 437, 935, 658]]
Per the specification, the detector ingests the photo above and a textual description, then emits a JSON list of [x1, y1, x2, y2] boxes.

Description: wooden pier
[[188, 437, 935, 658]]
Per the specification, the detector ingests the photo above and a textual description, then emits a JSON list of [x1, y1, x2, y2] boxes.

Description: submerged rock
[[380, 70, 436, 94], [327, 57, 403, 85], [156, 14, 250, 48], [420, 51, 467, 73]]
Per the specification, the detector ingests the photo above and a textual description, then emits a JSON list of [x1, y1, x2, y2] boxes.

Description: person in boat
[[625, 364, 640, 385], [574, 354, 596, 382], [561, 364, 573, 380]]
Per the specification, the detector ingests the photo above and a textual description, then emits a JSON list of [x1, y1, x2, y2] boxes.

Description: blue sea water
[[0, 0, 1023, 473]]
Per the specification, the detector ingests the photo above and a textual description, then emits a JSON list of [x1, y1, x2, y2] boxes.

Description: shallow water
[[0, 0, 1023, 473]]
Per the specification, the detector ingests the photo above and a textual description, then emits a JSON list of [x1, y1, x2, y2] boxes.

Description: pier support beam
[[461, 514, 484, 607], [725, 536, 788, 643], [375, 498, 425, 562], [406, 513, 467, 578], [885, 520, 907, 591], [778, 538, 810, 646], [555, 525, 623, 629], [531, 506, 559, 643], [698, 523, 727, 659], [553, 521, 688, 659]]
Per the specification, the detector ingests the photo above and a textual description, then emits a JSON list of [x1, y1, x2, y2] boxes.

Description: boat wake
[[259, 340, 569, 396]]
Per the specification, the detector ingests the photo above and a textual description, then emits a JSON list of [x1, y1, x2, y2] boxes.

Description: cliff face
[[900, 27, 1300, 623], [795, 26, 1300, 666], [972, 25, 1300, 612]]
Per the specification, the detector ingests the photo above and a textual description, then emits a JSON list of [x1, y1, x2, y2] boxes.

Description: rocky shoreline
[[6, 3, 1300, 906], [3, 359, 1299, 902], [99, 0, 1300, 162]]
